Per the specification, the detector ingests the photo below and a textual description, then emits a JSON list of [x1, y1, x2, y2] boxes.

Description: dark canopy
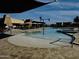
[[0, 0, 49, 13]]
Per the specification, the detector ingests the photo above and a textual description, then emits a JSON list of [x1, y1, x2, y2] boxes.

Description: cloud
[[59, 0, 79, 2], [35, 11, 79, 16], [49, 2, 79, 8], [32, 2, 79, 11], [34, 10, 79, 22]]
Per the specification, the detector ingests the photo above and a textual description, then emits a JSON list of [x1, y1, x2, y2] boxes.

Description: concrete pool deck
[[8, 33, 70, 48]]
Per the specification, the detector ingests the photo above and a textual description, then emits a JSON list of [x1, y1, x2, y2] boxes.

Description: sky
[[0, 0, 79, 24]]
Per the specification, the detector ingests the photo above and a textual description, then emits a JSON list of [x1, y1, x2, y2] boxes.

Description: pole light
[[39, 17, 50, 35]]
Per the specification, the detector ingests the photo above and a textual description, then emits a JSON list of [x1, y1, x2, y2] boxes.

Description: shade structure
[[0, 0, 50, 13]]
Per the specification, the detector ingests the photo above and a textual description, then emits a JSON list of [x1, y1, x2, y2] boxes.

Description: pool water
[[25, 27, 71, 43]]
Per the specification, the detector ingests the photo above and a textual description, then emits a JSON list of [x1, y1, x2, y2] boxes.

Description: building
[[24, 19, 32, 29], [62, 22, 72, 27], [72, 22, 79, 27], [32, 21, 45, 28], [24, 19, 45, 29], [4, 15, 24, 29], [56, 22, 62, 27], [11, 18, 24, 29], [4, 15, 45, 29]]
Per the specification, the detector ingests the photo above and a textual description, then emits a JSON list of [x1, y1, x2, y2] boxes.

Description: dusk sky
[[0, 0, 79, 24]]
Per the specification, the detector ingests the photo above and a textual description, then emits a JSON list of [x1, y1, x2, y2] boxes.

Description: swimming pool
[[25, 27, 71, 43]]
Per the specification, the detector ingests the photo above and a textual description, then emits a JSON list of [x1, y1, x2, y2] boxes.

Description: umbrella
[[0, 0, 51, 13]]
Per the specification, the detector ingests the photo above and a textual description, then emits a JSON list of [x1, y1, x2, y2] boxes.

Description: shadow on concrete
[[73, 43, 79, 46], [0, 34, 12, 39]]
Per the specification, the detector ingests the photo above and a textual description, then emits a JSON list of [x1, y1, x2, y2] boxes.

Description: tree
[[74, 16, 79, 22]]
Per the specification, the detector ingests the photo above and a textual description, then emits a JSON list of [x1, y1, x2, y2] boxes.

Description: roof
[[4, 15, 24, 26], [11, 18, 24, 24]]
